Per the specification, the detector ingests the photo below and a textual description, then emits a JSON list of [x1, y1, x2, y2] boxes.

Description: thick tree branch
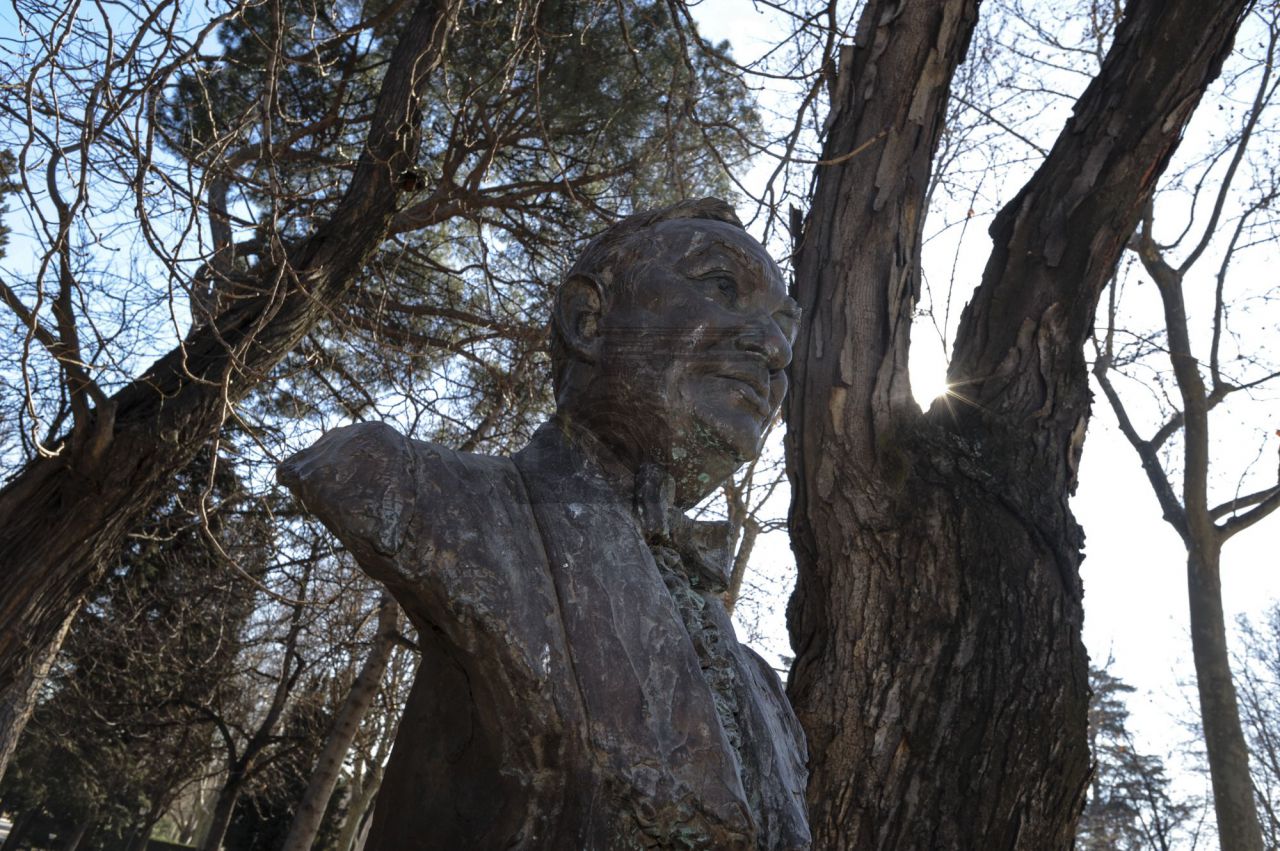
[[1212, 484, 1280, 521], [949, 0, 1253, 424]]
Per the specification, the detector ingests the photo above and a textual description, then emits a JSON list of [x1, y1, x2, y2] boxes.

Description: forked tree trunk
[[334, 711, 398, 851], [281, 593, 399, 851], [785, 0, 1253, 847], [0, 0, 459, 701], [338, 770, 383, 851], [1120, 215, 1270, 848]]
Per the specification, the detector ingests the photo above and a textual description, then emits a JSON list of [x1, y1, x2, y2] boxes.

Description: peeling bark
[[786, 0, 1253, 847]]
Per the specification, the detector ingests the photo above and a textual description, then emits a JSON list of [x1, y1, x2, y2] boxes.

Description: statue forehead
[[603, 218, 781, 290], [645, 219, 777, 269]]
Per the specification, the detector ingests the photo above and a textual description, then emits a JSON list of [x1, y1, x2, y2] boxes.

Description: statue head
[[551, 198, 799, 507]]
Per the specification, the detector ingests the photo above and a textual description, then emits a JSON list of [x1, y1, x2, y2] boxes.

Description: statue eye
[[695, 273, 738, 305], [774, 306, 801, 341]]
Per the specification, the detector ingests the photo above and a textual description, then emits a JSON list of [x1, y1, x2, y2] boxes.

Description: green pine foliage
[[157, 0, 761, 451]]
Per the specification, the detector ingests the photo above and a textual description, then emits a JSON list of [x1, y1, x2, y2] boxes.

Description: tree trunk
[[335, 705, 398, 851], [0, 603, 78, 781], [59, 813, 93, 851], [1190, 544, 1264, 850], [352, 804, 376, 851], [337, 768, 383, 851], [1133, 180, 1268, 848], [0, 809, 35, 851], [785, 0, 1252, 847], [0, 0, 460, 699], [199, 770, 245, 851], [281, 593, 399, 851], [123, 794, 168, 851]]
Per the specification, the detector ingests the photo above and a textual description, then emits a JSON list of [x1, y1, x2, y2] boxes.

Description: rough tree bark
[[0, 0, 458, 698], [785, 0, 1254, 847], [0, 603, 77, 780], [281, 593, 400, 851]]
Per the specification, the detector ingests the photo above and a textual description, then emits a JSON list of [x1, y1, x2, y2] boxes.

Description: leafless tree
[[1089, 6, 1280, 844], [1234, 605, 1280, 848], [786, 0, 1254, 846]]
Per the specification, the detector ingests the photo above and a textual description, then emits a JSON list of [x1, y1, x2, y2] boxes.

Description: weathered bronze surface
[[280, 199, 810, 849]]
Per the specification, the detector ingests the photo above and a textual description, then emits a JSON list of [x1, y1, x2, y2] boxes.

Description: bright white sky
[[694, 0, 1280, 817]]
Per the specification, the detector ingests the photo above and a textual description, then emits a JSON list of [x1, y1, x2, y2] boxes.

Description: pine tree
[[1078, 665, 1200, 851]]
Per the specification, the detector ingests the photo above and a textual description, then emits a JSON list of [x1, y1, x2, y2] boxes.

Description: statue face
[[578, 219, 798, 505]]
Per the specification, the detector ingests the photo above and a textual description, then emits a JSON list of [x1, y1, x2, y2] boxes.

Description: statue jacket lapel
[[515, 422, 754, 846], [515, 421, 809, 850]]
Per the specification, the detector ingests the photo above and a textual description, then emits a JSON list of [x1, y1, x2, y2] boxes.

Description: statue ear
[[554, 274, 605, 362]]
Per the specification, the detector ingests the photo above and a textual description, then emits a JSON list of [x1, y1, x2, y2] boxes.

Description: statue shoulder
[[278, 422, 473, 563], [280, 424, 555, 666], [280, 421, 455, 479]]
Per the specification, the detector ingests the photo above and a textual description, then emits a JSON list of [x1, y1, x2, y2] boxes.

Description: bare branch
[[1212, 484, 1280, 521], [1220, 486, 1280, 541], [1178, 13, 1278, 274], [1093, 349, 1189, 542]]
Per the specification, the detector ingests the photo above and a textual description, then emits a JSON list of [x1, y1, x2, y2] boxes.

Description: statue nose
[[735, 314, 792, 371]]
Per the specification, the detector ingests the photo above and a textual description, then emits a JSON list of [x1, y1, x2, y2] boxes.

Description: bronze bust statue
[[280, 198, 811, 849]]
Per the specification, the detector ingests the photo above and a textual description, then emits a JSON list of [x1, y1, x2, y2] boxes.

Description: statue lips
[[709, 365, 773, 419]]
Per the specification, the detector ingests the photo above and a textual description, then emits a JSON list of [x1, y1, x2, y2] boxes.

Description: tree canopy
[[0, 0, 1277, 848]]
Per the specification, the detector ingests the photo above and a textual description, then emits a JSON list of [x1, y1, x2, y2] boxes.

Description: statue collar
[[543, 415, 734, 592]]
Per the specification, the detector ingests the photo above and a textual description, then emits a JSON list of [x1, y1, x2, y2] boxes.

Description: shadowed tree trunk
[[0, 809, 36, 851], [785, 0, 1254, 847], [0, 0, 458, 705], [281, 593, 400, 851], [59, 812, 94, 851], [0, 603, 77, 780], [200, 769, 246, 851]]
